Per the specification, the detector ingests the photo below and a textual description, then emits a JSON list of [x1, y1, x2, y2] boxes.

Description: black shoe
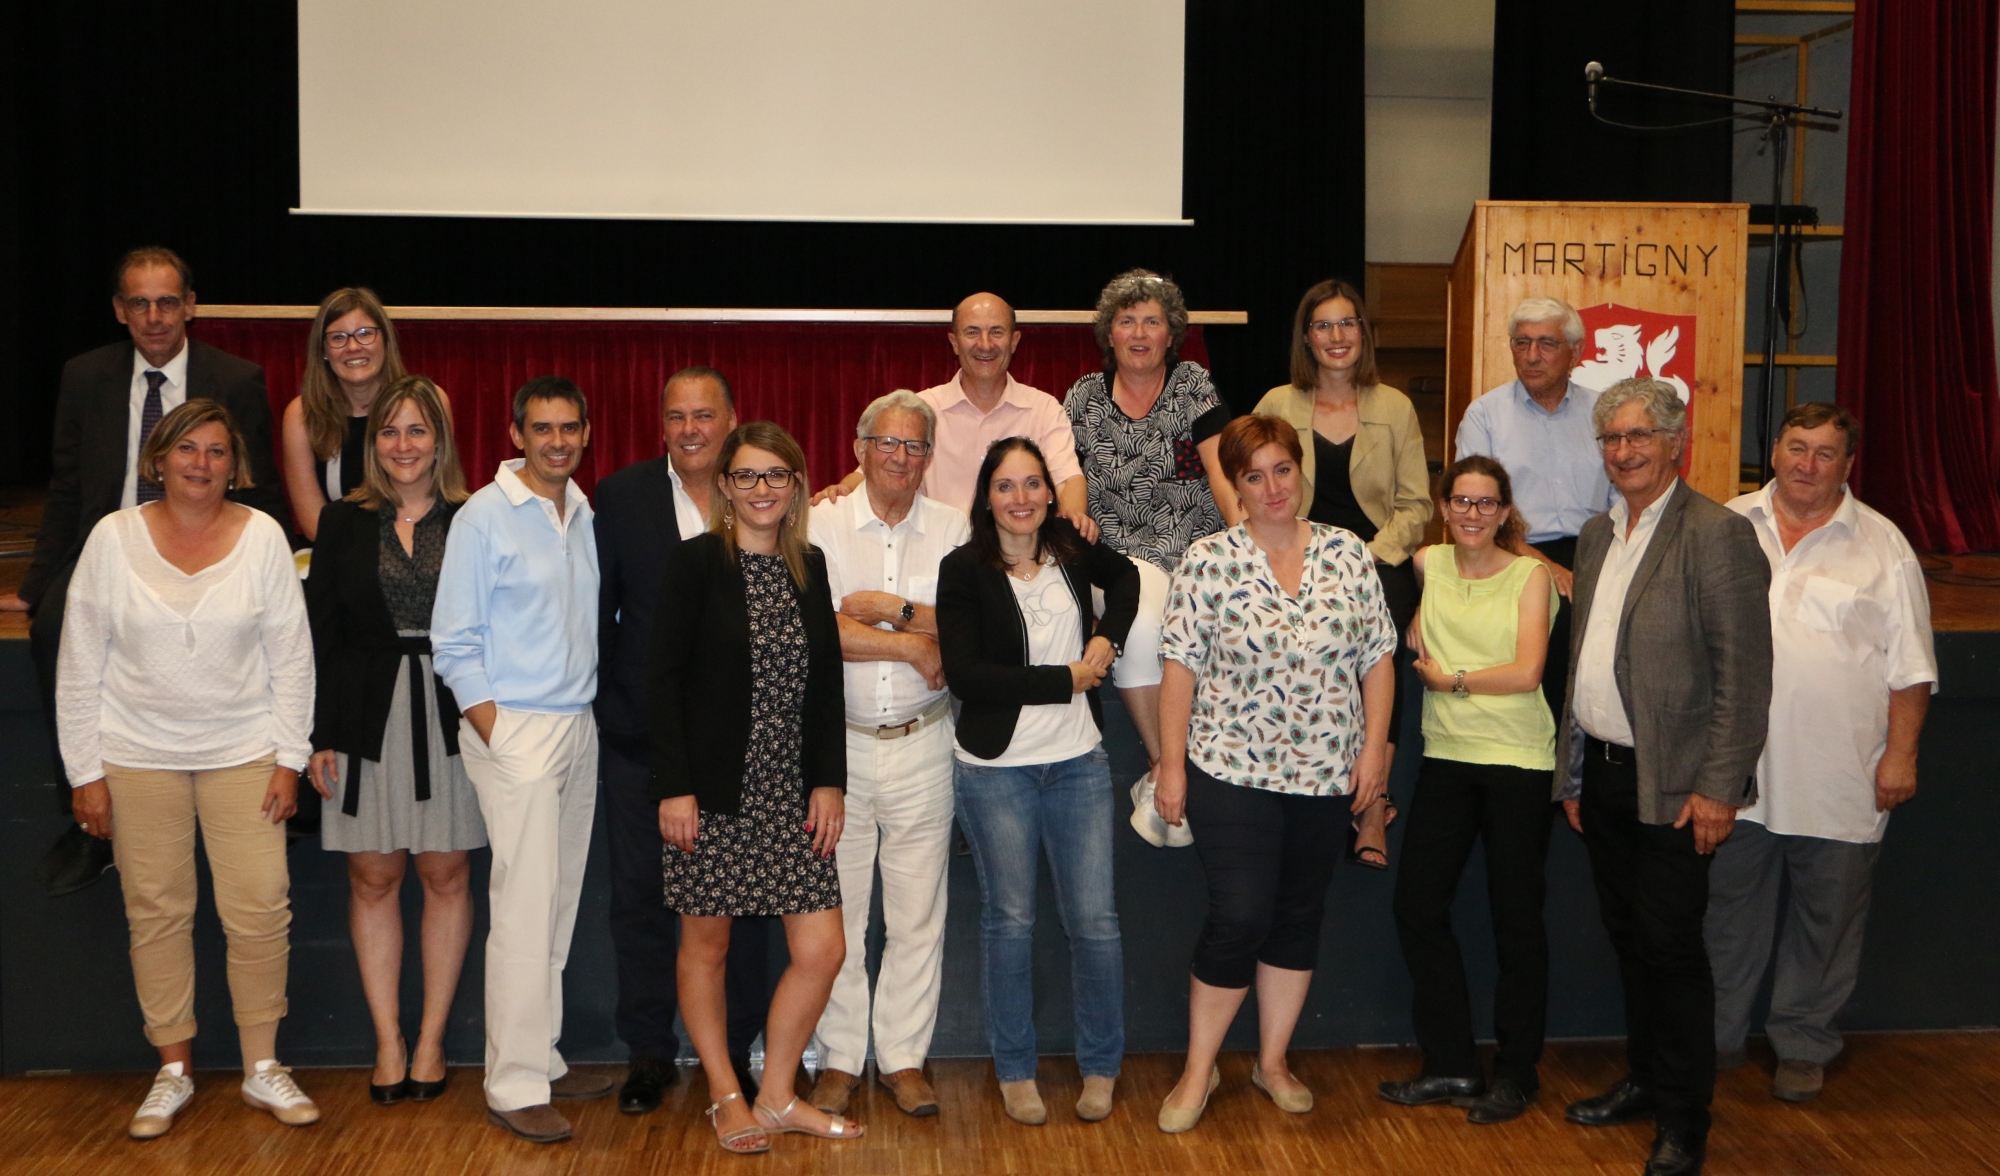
[[1564, 1076, 1656, 1127], [1465, 1077, 1536, 1124], [1377, 1074, 1486, 1106], [41, 823, 115, 898], [619, 1056, 675, 1115], [1644, 1126, 1707, 1176], [370, 1077, 411, 1105], [730, 1054, 760, 1103], [406, 1068, 450, 1102]]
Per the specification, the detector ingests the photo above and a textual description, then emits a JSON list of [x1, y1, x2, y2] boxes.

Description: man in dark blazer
[[591, 365, 770, 1114], [1553, 377, 1772, 1176], [7, 247, 284, 896]]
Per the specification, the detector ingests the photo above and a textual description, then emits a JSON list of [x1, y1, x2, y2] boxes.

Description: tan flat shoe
[[810, 1068, 861, 1115], [1076, 1074, 1116, 1122], [1251, 1063, 1313, 1113], [1000, 1079, 1047, 1126], [1157, 1066, 1220, 1134]]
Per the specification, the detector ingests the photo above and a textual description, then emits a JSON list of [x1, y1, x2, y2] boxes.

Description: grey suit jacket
[[1555, 479, 1773, 824]]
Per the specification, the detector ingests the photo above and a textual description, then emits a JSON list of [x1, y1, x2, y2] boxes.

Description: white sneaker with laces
[[130, 1062, 194, 1140], [240, 1060, 320, 1126]]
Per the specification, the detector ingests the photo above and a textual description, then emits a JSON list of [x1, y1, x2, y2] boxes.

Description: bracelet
[[1452, 670, 1469, 698]]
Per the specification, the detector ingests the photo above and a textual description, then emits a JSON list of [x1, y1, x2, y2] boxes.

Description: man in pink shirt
[[820, 293, 1097, 540]]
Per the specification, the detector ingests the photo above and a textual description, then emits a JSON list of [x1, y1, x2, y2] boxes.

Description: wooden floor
[[2, 1035, 1996, 1175]]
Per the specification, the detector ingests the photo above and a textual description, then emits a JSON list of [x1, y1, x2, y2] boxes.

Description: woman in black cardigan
[[302, 375, 483, 1104], [647, 422, 859, 1154], [936, 437, 1139, 1127]]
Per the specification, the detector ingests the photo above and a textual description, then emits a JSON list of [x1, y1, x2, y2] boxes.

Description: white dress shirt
[[1572, 481, 1677, 747], [667, 463, 708, 539], [809, 486, 970, 727], [121, 343, 190, 508], [1729, 484, 1937, 843]]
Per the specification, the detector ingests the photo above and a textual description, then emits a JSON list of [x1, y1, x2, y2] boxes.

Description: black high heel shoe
[[406, 1063, 450, 1102], [371, 1050, 412, 1105]]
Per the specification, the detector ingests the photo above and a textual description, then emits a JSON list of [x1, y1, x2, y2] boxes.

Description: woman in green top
[[1376, 454, 1559, 1127]]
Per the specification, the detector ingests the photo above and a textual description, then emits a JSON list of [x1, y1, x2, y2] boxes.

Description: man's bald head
[[948, 293, 1021, 387], [952, 292, 1017, 333]]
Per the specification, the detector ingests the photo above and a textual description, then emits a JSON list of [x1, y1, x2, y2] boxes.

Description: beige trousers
[[103, 756, 291, 1046]]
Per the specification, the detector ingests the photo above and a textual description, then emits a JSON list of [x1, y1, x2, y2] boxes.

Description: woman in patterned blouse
[[1064, 269, 1243, 780], [1151, 414, 1397, 1133]]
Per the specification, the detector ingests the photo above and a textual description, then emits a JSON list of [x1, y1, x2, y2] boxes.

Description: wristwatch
[[898, 598, 916, 625], [1452, 670, 1469, 698]]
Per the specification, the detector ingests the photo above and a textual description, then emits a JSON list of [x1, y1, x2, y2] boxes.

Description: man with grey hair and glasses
[[1554, 378, 1771, 1176], [805, 390, 970, 1120], [1456, 296, 1615, 724]]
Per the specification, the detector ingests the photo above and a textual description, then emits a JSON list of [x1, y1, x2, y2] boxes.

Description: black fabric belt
[[343, 635, 442, 817], [1583, 734, 1636, 768]]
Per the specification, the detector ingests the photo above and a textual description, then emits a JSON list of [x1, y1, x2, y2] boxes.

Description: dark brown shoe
[[879, 1067, 940, 1117], [810, 1068, 861, 1115], [550, 1069, 615, 1101], [488, 1103, 572, 1143]]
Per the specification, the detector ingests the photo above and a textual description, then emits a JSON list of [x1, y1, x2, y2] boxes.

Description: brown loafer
[[810, 1068, 861, 1115], [549, 1069, 615, 1101], [488, 1103, 572, 1143], [879, 1067, 940, 1117]]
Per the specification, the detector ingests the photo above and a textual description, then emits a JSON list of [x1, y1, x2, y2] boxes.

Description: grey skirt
[[320, 643, 487, 854]]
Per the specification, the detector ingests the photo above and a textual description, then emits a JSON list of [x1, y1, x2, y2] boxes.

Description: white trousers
[[1093, 555, 1170, 689], [812, 717, 956, 1075], [459, 707, 599, 1111]]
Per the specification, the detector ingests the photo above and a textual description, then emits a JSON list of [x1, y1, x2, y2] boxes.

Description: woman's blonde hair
[[138, 400, 255, 492], [709, 421, 813, 589], [346, 376, 468, 511], [302, 287, 407, 461]]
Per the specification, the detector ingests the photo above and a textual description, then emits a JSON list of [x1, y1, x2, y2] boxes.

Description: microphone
[[1585, 60, 1604, 109]]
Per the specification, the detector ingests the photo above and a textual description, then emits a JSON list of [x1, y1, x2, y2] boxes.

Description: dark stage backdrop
[[1489, 0, 1735, 202], [6, 1, 1363, 488]]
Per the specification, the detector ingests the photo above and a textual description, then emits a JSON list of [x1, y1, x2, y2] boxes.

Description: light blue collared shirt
[[432, 460, 599, 713], [1455, 378, 1615, 544]]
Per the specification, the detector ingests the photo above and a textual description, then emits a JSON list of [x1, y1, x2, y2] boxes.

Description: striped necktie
[[135, 370, 166, 504]]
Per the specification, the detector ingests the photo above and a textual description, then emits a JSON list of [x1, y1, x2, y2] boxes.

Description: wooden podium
[[1446, 201, 1749, 503]]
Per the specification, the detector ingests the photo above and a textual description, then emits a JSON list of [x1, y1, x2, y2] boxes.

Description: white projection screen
[[297, 0, 1188, 224]]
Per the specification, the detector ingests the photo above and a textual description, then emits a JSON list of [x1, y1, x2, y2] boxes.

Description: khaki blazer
[[1555, 480, 1773, 824], [1253, 382, 1432, 566]]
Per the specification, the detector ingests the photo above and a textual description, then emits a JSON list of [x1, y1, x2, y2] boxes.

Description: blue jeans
[[952, 748, 1124, 1083]]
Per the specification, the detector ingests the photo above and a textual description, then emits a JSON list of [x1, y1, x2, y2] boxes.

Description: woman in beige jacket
[[1252, 279, 1431, 868]]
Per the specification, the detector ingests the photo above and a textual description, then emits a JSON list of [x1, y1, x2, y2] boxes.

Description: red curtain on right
[[1836, 0, 2000, 552]]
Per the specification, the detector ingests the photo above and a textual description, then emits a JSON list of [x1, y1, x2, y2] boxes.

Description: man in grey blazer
[[1554, 378, 1772, 1176]]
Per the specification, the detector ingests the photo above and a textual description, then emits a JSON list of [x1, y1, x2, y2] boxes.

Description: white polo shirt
[[1728, 484, 1937, 843]]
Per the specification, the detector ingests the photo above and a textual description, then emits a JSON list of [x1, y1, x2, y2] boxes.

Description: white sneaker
[[240, 1060, 320, 1126], [130, 1063, 194, 1140]]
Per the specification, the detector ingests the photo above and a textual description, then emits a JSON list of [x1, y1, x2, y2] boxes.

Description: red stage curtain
[[190, 318, 1207, 525], [1836, 0, 2000, 552]]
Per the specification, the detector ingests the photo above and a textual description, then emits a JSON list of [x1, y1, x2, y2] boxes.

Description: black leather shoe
[[406, 1068, 450, 1102], [1644, 1126, 1707, 1176], [1377, 1074, 1487, 1106], [730, 1054, 760, 1103], [1564, 1076, 1656, 1127], [41, 824, 115, 898], [370, 1077, 411, 1105], [1465, 1077, 1536, 1124], [619, 1056, 675, 1115]]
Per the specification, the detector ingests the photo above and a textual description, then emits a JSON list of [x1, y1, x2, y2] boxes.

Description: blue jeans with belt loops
[[952, 747, 1124, 1083]]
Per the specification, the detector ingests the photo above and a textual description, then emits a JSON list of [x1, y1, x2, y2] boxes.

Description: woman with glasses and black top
[[283, 288, 409, 543], [1377, 454, 1558, 1126], [1253, 279, 1431, 870], [649, 422, 860, 1155], [936, 436, 1139, 1127]]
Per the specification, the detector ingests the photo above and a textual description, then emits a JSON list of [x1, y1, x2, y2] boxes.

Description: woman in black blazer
[[935, 437, 1139, 1126], [302, 375, 483, 1104], [647, 421, 859, 1154]]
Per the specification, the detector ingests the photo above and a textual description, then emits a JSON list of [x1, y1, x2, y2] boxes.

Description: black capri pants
[[1184, 758, 1354, 989]]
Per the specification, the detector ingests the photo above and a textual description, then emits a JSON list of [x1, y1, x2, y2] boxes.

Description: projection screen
[[297, 0, 1188, 224]]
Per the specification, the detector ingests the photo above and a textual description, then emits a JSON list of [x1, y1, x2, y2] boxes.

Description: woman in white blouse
[[1151, 414, 1397, 1133], [58, 401, 320, 1141]]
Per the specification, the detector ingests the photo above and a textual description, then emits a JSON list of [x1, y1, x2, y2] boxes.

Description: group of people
[[11, 247, 1932, 1176]]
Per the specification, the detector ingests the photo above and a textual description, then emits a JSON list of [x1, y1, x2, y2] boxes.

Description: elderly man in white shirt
[[806, 390, 971, 1120], [1707, 402, 1935, 1105]]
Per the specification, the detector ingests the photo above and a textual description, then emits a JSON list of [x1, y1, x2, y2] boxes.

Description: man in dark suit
[[1554, 378, 1772, 1176], [592, 365, 772, 1114], [5, 247, 284, 896]]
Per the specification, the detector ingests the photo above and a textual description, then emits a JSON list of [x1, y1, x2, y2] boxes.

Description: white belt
[[847, 697, 950, 741]]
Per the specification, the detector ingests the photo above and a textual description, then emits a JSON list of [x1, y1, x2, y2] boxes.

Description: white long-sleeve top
[[57, 506, 314, 786]]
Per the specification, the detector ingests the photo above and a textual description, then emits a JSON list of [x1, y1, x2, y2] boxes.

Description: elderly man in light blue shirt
[[1455, 296, 1615, 723], [432, 376, 609, 1143]]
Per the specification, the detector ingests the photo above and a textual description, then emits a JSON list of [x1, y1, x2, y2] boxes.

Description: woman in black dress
[[649, 421, 860, 1154], [282, 287, 408, 542]]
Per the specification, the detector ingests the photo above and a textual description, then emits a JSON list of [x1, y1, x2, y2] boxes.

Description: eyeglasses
[[1509, 335, 1569, 355], [1445, 496, 1503, 516], [1309, 318, 1361, 336], [860, 436, 933, 457], [1595, 427, 1673, 451], [326, 327, 380, 349], [725, 467, 796, 489], [121, 295, 185, 316]]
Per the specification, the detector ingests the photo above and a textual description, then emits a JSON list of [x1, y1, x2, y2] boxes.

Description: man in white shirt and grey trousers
[[1707, 402, 1935, 1105], [433, 377, 613, 1142]]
